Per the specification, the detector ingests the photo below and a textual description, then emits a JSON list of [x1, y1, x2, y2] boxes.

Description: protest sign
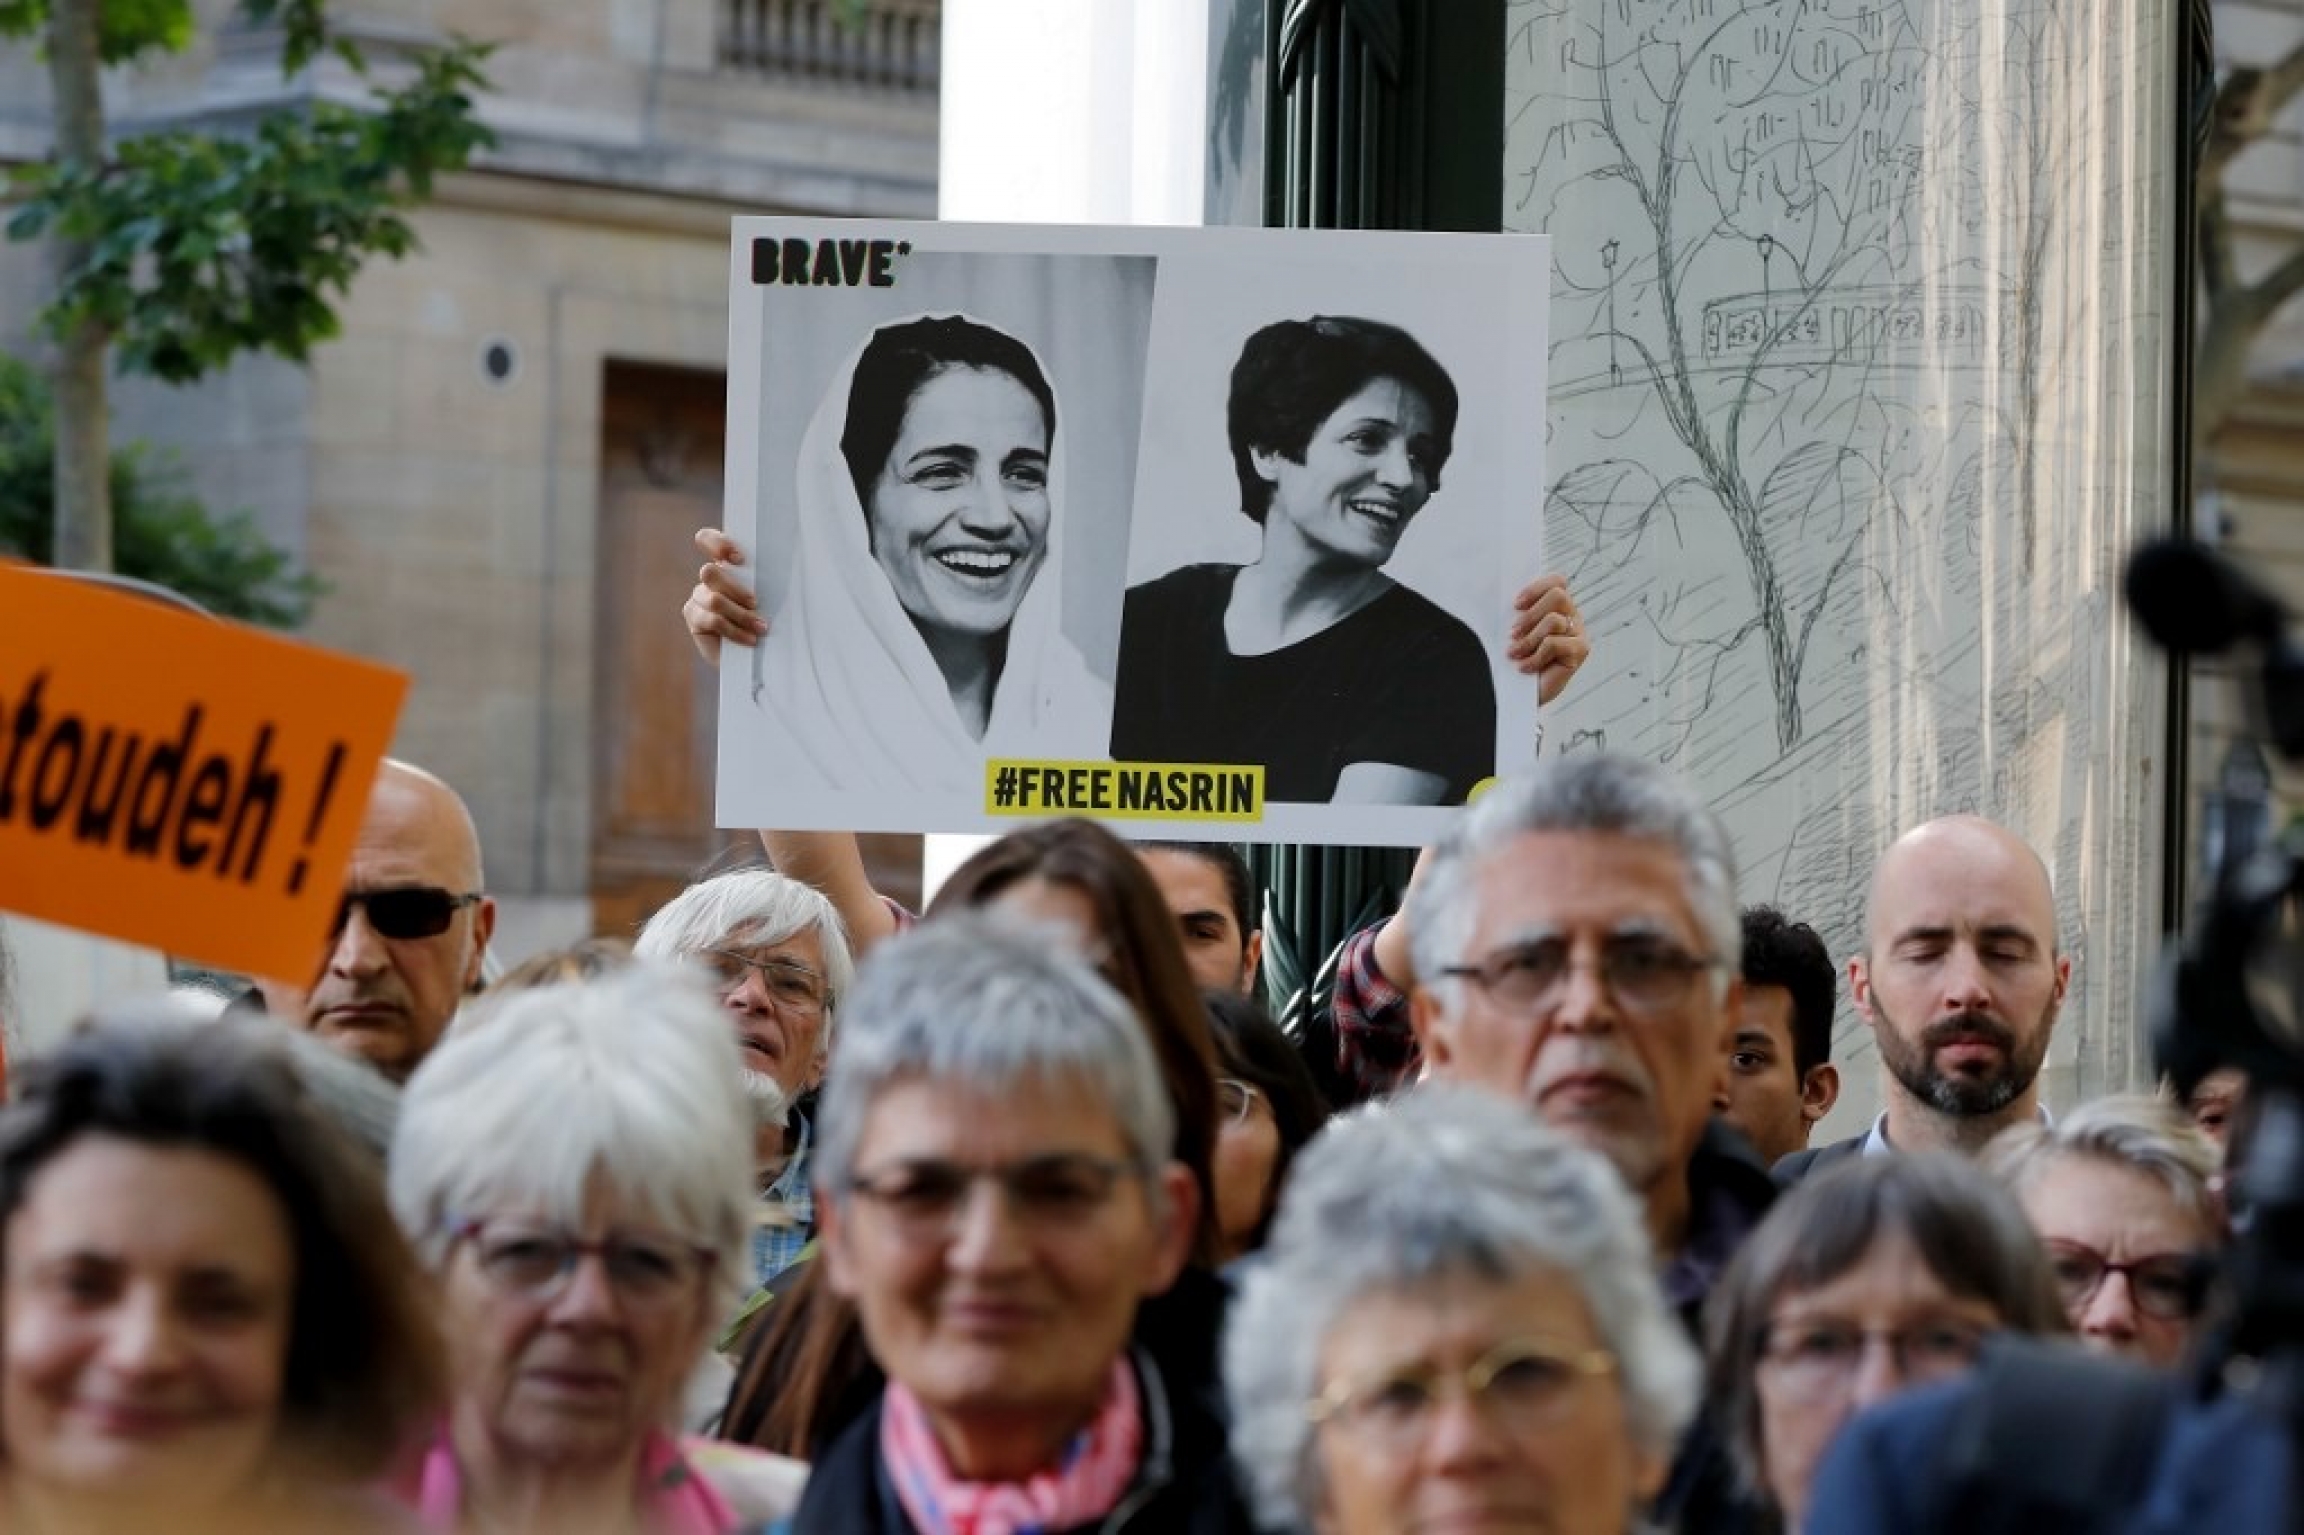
[[718, 219, 1548, 846], [0, 566, 407, 979]]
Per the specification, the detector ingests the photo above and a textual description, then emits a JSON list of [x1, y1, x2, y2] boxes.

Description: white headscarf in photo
[[750, 314, 1109, 795]]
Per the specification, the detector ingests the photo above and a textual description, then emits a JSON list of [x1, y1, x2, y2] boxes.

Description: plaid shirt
[[1332, 918, 1422, 1096], [749, 1112, 814, 1288]]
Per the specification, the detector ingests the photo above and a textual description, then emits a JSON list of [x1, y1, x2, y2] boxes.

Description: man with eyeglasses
[[634, 867, 856, 1288], [1776, 813, 2069, 1183], [258, 758, 494, 1082], [1400, 753, 1776, 1535]]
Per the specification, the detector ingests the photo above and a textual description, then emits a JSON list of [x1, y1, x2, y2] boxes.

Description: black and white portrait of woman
[[748, 307, 1126, 797], [1110, 315, 1498, 804]]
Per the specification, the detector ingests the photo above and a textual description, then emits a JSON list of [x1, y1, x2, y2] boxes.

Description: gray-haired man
[[636, 867, 855, 1287], [1402, 753, 1775, 1531]]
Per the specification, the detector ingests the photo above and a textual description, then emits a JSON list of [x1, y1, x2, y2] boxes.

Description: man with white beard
[[636, 868, 854, 1287]]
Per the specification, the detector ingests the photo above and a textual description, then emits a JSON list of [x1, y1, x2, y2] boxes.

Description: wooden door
[[590, 360, 922, 939]]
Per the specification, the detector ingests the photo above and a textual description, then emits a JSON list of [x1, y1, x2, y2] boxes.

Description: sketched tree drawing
[[1511, 0, 2066, 753]]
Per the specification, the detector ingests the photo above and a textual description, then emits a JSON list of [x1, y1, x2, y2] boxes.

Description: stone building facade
[[1, 0, 939, 959]]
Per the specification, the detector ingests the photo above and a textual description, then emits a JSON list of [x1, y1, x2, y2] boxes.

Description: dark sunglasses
[[333, 886, 483, 941]]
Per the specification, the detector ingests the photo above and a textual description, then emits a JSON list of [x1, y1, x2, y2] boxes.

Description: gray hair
[[274, 1026, 402, 1162], [1701, 1153, 2067, 1514], [1225, 1085, 1699, 1531], [634, 868, 856, 1047], [1983, 1094, 2220, 1233], [814, 913, 1176, 1200], [387, 964, 755, 1317], [1408, 755, 1739, 1006]]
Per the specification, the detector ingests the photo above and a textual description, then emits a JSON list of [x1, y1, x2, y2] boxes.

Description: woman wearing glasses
[[1225, 1085, 1697, 1535], [1703, 1154, 2069, 1533], [1981, 1095, 2221, 1368], [388, 967, 806, 1531], [1201, 989, 1330, 1264], [788, 914, 1246, 1532]]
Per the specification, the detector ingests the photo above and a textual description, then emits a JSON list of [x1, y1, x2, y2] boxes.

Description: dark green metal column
[[1233, 0, 1507, 1037]]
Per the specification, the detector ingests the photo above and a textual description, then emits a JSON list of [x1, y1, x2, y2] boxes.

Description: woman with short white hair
[[1226, 1085, 1698, 1535], [789, 912, 1240, 1532], [388, 967, 804, 1532]]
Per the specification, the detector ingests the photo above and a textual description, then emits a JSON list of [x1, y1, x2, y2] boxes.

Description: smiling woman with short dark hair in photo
[[756, 313, 1108, 793], [1111, 316, 1495, 805]]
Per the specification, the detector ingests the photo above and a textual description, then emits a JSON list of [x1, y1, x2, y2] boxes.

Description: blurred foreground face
[[3, 1137, 293, 1507], [822, 1074, 1188, 1474], [1753, 1232, 2001, 1531], [2019, 1155, 2211, 1370], [1308, 1267, 1657, 1535], [438, 1176, 715, 1470]]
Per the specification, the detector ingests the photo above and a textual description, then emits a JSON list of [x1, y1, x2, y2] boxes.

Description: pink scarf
[[400, 1426, 738, 1533], [880, 1359, 1144, 1535]]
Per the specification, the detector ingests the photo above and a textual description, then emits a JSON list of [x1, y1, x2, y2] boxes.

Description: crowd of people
[[0, 520, 2279, 1534]]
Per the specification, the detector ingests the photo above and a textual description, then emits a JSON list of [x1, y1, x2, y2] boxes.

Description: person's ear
[[1801, 1062, 1841, 1125], [1410, 984, 1452, 1070], [464, 897, 498, 993], [2052, 951, 2072, 1006], [1848, 954, 1874, 1023], [1144, 1163, 1199, 1296], [1250, 445, 1287, 485], [1239, 930, 1265, 996], [818, 1198, 859, 1299]]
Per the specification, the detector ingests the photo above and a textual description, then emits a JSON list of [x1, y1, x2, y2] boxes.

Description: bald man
[[1775, 814, 2070, 1183], [257, 759, 494, 1081]]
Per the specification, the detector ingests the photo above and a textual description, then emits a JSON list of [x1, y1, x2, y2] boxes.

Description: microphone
[[2124, 537, 2288, 655]]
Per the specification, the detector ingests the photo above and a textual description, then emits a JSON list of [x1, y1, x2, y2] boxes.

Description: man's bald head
[[270, 758, 494, 1080], [1864, 815, 2058, 957], [1853, 814, 2068, 1129]]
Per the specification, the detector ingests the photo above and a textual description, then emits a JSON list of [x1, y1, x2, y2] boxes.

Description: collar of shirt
[[1862, 1101, 2054, 1156]]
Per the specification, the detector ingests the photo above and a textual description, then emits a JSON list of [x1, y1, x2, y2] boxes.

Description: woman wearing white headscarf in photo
[[752, 313, 1109, 794]]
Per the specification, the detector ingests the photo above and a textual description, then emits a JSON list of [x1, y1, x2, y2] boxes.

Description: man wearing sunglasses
[[259, 759, 494, 1081], [1401, 753, 1777, 1535]]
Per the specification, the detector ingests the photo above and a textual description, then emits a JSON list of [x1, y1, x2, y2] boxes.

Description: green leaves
[[0, 352, 325, 627], [15, 36, 493, 383]]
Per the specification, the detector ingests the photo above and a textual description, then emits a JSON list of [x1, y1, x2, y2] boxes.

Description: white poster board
[[717, 219, 1548, 846]]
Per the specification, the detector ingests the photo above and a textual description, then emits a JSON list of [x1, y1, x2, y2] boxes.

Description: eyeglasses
[[1217, 1077, 1265, 1125], [333, 886, 482, 941], [1758, 1317, 1993, 1398], [1440, 935, 1722, 1018], [700, 948, 828, 1016], [450, 1218, 715, 1308], [842, 1153, 1141, 1239], [1307, 1336, 1617, 1448], [2045, 1241, 2206, 1322]]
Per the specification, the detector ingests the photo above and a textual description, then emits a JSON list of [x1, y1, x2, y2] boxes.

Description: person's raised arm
[[683, 526, 902, 956]]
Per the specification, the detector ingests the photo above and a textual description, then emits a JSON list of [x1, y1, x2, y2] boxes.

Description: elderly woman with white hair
[[788, 912, 1242, 1532], [634, 867, 856, 1288], [1226, 1085, 1698, 1535], [388, 968, 805, 1532], [1982, 1094, 2223, 1368]]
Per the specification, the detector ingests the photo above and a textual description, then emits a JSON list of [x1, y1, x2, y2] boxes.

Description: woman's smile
[[868, 365, 1052, 644], [1256, 376, 1439, 569]]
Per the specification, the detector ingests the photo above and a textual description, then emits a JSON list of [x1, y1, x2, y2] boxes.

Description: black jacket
[[1770, 1131, 1866, 1188], [784, 1347, 1251, 1534], [1655, 1119, 1781, 1535]]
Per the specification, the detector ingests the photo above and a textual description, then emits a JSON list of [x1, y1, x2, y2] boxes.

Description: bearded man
[[1776, 814, 2070, 1182]]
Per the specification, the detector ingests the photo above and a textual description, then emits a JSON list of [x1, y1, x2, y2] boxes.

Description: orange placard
[[0, 565, 407, 981]]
